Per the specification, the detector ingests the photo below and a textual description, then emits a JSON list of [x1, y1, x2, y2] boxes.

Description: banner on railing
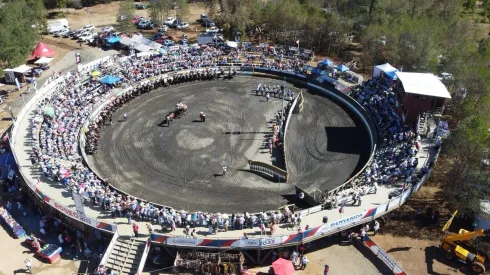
[[363, 236, 407, 275]]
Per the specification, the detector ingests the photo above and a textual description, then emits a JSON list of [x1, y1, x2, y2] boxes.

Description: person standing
[[123, 113, 128, 121], [373, 220, 380, 236], [300, 256, 309, 270], [133, 223, 139, 238], [25, 259, 32, 273], [222, 165, 227, 176], [126, 211, 133, 224], [291, 250, 299, 266], [266, 92, 270, 102], [324, 264, 329, 275]]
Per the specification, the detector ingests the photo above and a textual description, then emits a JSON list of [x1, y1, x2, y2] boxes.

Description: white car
[[206, 26, 221, 33], [55, 29, 70, 37], [158, 25, 168, 32], [164, 17, 176, 25], [83, 24, 95, 32], [177, 22, 189, 30], [100, 26, 114, 32], [78, 32, 94, 42]]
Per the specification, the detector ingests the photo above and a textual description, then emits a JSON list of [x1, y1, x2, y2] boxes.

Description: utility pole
[[280, 78, 286, 137]]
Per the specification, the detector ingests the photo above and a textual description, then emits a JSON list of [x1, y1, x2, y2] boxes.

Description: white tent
[[34, 57, 53, 65], [225, 41, 238, 48], [119, 36, 133, 46], [395, 72, 451, 99], [372, 63, 398, 78], [134, 43, 152, 52]]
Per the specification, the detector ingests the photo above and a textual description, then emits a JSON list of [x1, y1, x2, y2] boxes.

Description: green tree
[[149, 0, 172, 25], [117, 0, 135, 33]]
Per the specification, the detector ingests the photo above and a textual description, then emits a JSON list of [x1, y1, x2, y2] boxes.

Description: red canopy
[[272, 258, 295, 275], [32, 42, 55, 58]]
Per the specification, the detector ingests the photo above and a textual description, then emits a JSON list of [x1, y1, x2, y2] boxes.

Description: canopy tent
[[104, 36, 121, 44], [336, 64, 350, 72], [99, 75, 121, 85], [225, 41, 238, 48], [31, 42, 55, 58], [34, 57, 53, 65], [10, 65, 32, 74], [119, 36, 133, 46], [134, 43, 152, 52], [396, 72, 451, 99], [372, 63, 398, 79], [319, 59, 333, 66], [271, 258, 295, 275]]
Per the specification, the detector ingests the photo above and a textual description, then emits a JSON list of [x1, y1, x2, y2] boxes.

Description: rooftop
[[396, 72, 451, 99]]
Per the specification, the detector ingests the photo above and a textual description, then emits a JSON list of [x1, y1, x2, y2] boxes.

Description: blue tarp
[[385, 71, 398, 79], [104, 36, 121, 44], [99, 75, 121, 84], [319, 59, 333, 66], [0, 153, 17, 179], [336, 64, 350, 72]]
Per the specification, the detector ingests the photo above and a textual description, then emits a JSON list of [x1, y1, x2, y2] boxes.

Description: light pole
[[280, 78, 286, 137]]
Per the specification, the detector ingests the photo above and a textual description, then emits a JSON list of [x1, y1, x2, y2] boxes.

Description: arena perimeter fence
[[9, 54, 431, 259]]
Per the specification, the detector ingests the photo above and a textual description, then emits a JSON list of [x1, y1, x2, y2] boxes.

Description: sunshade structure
[[319, 58, 333, 66], [104, 36, 121, 44], [32, 42, 55, 58], [372, 63, 398, 79], [99, 75, 121, 85], [225, 41, 238, 48], [34, 57, 54, 65], [44, 106, 55, 117], [272, 258, 295, 275], [91, 70, 101, 77], [336, 64, 350, 72]]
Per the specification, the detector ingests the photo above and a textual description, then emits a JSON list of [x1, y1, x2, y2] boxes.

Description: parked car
[[75, 30, 91, 38], [162, 40, 174, 47], [137, 20, 154, 29], [100, 26, 114, 33], [164, 17, 176, 25], [62, 30, 75, 38], [78, 32, 94, 42], [55, 28, 70, 37], [82, 24, 95, 32], [135, 3, 148, 9], [206, 26, 221, 33], [51, 28, 68, 36], [158, 25, 168, 33], [154, 36, 173, 43], [169, 19, 182, 28], [177, 22, 189, 30], [201, 18, 215, 27]]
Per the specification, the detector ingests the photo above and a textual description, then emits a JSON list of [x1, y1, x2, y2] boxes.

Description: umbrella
[[272, 258, 295, 275], [44, 106, 55, 117], [91, 70, 101, 77]]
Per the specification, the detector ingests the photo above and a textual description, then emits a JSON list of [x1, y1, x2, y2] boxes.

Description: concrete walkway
[[10, 51, 437, 239]]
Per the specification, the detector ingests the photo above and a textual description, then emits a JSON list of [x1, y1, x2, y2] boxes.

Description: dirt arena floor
[[89, 76, 365, 212], [285, 90, 370, 193]]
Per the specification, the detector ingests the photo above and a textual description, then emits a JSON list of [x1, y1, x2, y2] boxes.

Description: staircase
[[104, 236, 147, 274]]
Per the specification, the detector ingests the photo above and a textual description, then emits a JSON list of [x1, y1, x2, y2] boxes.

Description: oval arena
[[9, 51, 436, 273]]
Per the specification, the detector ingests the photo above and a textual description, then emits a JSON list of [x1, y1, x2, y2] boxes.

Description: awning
[[34, 57, 54, 65], [120, 36, 133, 46], [225, 41, 238, 48], [336, 64, 350, 72], [134, 43, 152, 52], [319, 59, 333, 66], [104, 36, 121, 44], [99, 75, 121, 85], [10, 65, 33, 74]]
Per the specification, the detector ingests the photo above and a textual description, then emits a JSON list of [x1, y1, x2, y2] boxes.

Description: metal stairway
[[104, 236, 146, 274]]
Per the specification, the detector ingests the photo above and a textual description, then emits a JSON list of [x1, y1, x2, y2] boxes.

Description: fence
[[362, 236, 407, 275]]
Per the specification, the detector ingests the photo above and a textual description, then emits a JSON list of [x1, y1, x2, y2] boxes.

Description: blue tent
[[104, 36, 121, 44], [99, 75, 121, 85], [336, 64, 350, 72], [319, 59, 333, 66], [385, 70, 398, 79]]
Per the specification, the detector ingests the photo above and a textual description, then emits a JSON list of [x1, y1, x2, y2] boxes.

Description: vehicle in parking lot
[[55, 29, 70, 37], [158, 25, 168, 33], [82, 24, 95, 32], [51, 28, 68, 36], [162, 39, 174, 46], [206, 26, 221, 33], [177, 22, 189, 30], [100, 26, 114, 33], [164, 17, 176, 25], [135, 3, 148, 9], [154, 36, 173, 44], [62, 30, 75, 38], [78, 32, 94, 42], [74, 30, 91, 38], [201, 18, 215, 27], [137, 20, 154, 29]]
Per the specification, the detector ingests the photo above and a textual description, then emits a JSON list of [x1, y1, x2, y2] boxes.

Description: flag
[[296, 39, 299, 45]]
